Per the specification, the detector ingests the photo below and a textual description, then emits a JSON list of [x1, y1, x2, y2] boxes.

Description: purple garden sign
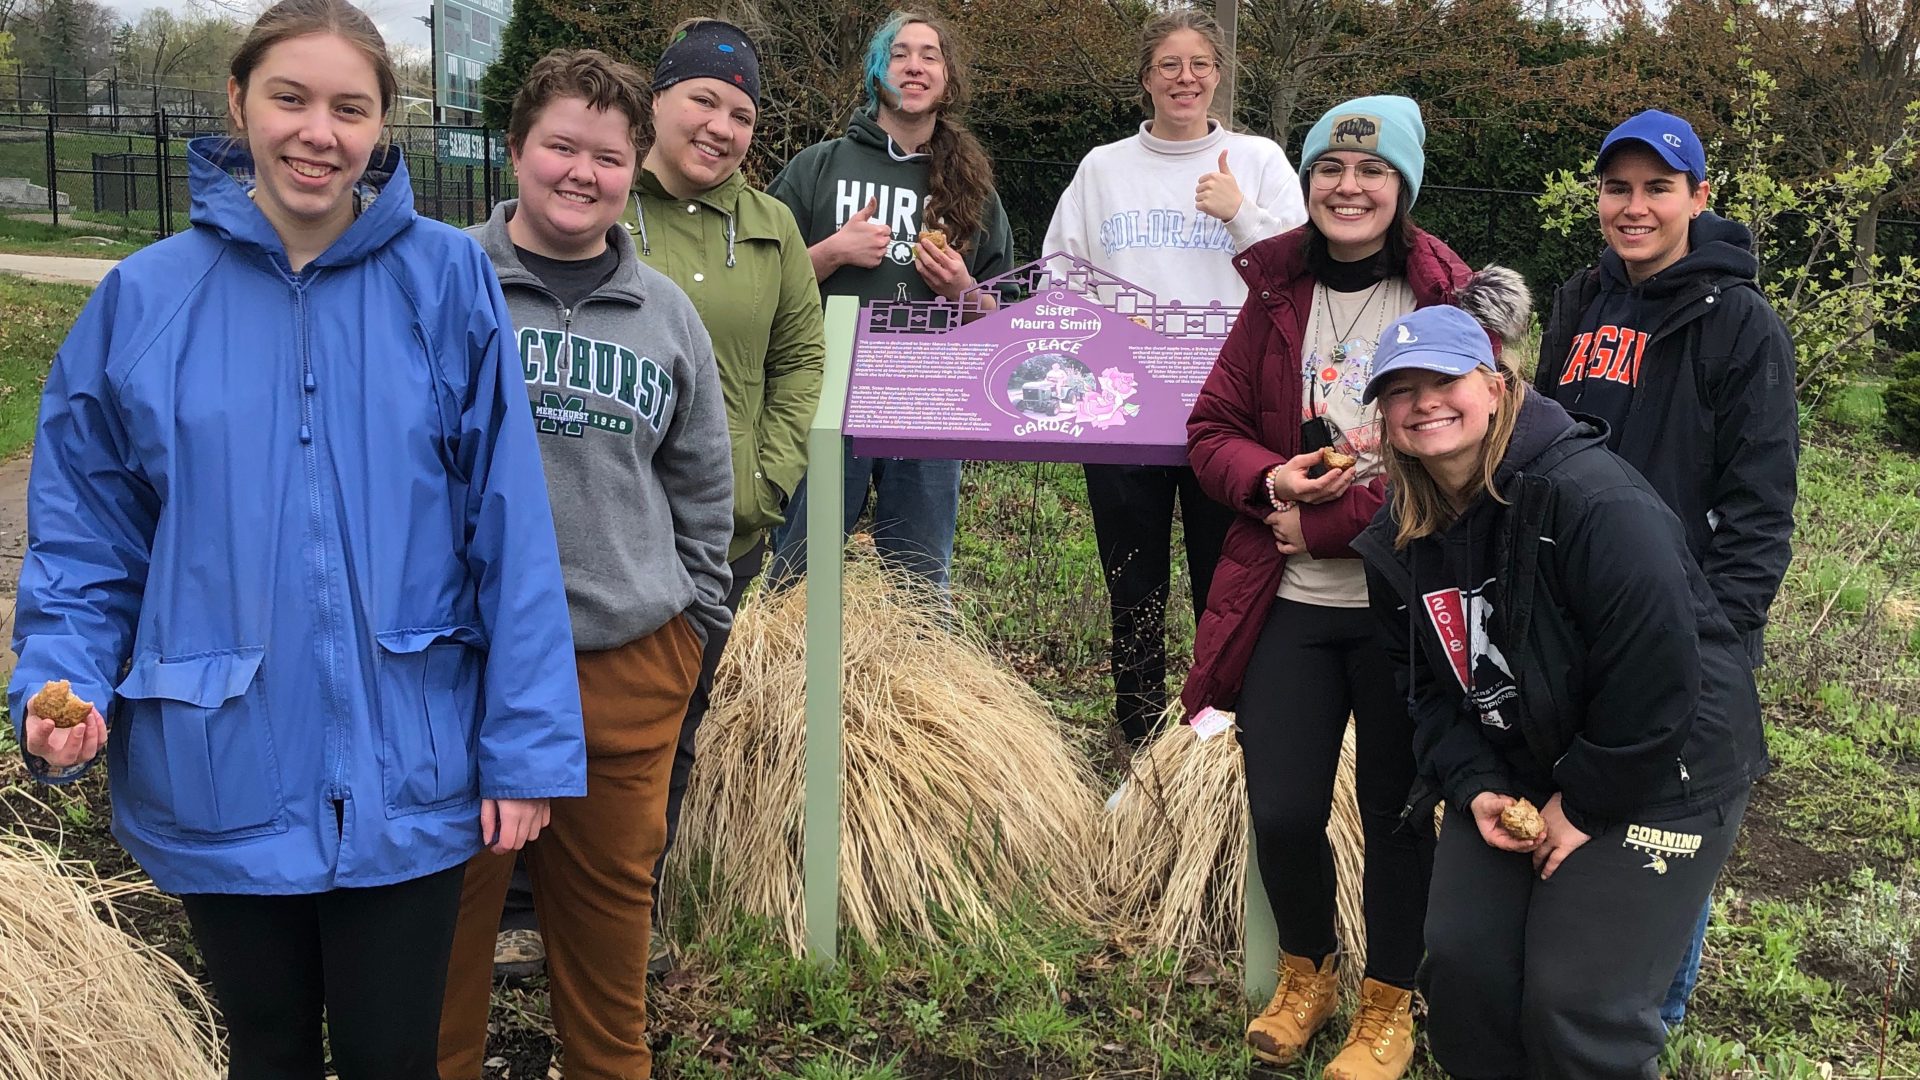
[[842, 255, 1237, 465]]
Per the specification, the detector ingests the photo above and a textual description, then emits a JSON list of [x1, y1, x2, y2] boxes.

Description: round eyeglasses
[[1154, 57, 1219, 79], [1308, 160, 1398, 191]]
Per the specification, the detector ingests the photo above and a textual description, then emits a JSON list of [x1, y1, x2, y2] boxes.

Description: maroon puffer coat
[[1181, 226, 1478, 716]]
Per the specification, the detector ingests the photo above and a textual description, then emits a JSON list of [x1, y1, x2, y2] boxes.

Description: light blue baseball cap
[[1361, 306, 1498, 404]]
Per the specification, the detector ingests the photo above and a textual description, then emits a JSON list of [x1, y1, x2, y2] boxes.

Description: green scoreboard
[[435, 0, 507, 114]]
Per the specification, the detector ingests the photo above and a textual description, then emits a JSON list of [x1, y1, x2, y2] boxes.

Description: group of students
[[1168, 48, 1790, 1080], [1050, 18, 1793, 1079], [3, 0, 1796, 1078]]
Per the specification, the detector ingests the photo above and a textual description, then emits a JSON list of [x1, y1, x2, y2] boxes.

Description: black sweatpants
[[1423, 789, 1748, 1080], [1236, 597, 1429, 988], [1084, 462, 1236, 742], [653, 538, 768, 921], [180, 861, 465, 1080]]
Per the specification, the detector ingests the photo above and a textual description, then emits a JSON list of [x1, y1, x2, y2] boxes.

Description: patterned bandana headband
[[653, 20, 761, 108]]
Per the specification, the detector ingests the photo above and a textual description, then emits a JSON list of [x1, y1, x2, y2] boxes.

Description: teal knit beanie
[[1298, 95, 1428, 205]]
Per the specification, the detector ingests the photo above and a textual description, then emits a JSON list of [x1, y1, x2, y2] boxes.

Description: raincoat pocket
[[115, 647, 286, 839], [375, 625, 485, 816]]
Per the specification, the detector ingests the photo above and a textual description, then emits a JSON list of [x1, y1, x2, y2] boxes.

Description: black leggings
[[180, 862, 465, 1080], [1236, 597, 1430, 988], [1084, 462, 1236, 742]]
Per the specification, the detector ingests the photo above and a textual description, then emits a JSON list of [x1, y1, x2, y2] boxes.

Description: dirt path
[[0, 253, 118, 284], [0, 452, 27, 681]]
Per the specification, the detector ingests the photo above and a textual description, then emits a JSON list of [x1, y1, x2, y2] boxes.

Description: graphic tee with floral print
[[1277, 276, 1416, 607]]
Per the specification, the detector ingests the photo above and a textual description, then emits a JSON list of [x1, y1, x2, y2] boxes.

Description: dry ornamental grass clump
[[1104, 714, 1368, 988], [667, 558, 1106, 951], [0, 834, 222, 1079]]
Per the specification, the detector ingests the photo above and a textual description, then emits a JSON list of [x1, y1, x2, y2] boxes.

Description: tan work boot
[[1322, 977, 1416, 1080], [1246, 952, 1340, 1064]]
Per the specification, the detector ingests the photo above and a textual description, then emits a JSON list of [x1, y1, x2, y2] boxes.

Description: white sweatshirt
[[1041, 120, 1308, 309]]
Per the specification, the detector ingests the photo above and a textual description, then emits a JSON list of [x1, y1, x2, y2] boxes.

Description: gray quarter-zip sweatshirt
[[472, 200, 733, 649]]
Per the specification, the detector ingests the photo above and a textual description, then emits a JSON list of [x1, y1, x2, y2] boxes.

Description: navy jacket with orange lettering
[[1536, 213, 1797, 664]]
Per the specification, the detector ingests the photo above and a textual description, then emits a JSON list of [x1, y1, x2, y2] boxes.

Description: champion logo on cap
[[1598, 109, 1707, 183]]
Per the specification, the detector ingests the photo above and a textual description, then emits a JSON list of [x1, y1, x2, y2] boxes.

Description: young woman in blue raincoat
[[10, 0, 586, 1075]]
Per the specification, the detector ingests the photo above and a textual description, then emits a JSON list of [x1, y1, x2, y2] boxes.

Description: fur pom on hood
[[1454, 264, 1533, 347], [1455, 264, 1533, 346]]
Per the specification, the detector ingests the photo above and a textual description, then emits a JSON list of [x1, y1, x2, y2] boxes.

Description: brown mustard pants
[[438, 616, 702, 1080]]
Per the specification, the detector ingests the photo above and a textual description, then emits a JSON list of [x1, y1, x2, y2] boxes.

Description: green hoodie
[[768, 108, 1014, 305], [623, 169, 826, 561]]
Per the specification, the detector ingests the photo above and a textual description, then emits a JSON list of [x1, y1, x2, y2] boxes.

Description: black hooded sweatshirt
[[767, 108, 1014, 306], [1354, 392, 1769, 835], [1537, 213, 1797, 661]]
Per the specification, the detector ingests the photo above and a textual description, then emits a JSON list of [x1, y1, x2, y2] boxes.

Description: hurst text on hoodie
[[768, 108, 1014, 304]]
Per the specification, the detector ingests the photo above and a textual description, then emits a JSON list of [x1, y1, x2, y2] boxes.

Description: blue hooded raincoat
[[9, 137, 588, 895]]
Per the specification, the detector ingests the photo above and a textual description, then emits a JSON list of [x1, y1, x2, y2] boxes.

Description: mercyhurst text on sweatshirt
[[1042, 121, 1307, 308], [473, 202, 735, 651]]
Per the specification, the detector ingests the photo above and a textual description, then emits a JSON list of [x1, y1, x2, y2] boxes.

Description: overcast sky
[[90, 0, 434, 53]]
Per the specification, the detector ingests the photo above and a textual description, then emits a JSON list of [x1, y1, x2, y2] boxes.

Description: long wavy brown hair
[[864, 11, 995, 254]]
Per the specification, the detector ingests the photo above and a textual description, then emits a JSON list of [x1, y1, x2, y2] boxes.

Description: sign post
[[801, 295, 857, 963]]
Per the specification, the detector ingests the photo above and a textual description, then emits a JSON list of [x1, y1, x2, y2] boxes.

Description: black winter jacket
[[1354, 393, 1769, 834], [1536, 214, 1797, 660]]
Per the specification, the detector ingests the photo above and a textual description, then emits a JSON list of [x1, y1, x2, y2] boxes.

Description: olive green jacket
[[624, 169, 826, 561]]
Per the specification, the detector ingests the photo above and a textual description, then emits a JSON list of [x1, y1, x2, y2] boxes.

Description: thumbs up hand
[[1195, 148, 1245, 223], [827, 195, 894, 270]]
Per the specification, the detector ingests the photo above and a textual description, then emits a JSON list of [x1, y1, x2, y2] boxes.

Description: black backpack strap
[[1536, 269, 1603, 395]]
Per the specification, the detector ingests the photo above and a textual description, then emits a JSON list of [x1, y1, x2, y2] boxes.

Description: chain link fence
[[0, 111, 516, 236]]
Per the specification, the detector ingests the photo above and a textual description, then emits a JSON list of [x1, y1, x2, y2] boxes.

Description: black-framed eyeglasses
[[1154, 57, 1218, 79], [1308, 159, 1398, 191]]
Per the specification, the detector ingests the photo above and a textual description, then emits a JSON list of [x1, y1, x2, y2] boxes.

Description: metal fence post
[[482, 128, 493, 215], [802, 294, 857, 965], [155, 109, 171, 239], [45, 111, 57, 225]]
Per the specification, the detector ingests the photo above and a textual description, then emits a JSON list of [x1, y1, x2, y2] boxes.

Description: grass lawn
[[0, 278, 1917, 1078], [0, 273, 89, 457], [0, 214, 151, 259]]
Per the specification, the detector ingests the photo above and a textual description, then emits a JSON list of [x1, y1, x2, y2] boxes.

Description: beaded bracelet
[[1264, 466, 1294, 513]]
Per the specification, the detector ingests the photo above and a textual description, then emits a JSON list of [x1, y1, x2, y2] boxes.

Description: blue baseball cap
[[1361, 306, 1497, 404], [1597, 109, 1706, 183]]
